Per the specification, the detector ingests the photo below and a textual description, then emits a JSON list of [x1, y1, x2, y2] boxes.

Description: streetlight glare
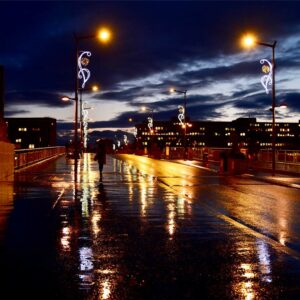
[[61, 96, 70, 101], [92, 85, 99, 92], [98, 28, 111, 43], [242, 34, 256, 48], [169, 88, 175, 93]]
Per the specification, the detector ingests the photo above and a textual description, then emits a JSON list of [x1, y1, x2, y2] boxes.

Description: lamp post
[[170, 88, 188, 160], [82, 102, 92, 151], [73, 28, 111, 179], [61, 96, 77, 159], [79, 84, 99, 148], [242, 35, 277, 176]]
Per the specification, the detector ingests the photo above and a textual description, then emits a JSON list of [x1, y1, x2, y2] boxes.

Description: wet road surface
[[1, 154, 300, 299]]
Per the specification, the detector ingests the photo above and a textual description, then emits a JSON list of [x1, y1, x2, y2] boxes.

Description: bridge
[[5, 145, 300, 176]]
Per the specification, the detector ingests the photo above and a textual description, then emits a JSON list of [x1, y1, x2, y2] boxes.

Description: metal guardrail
[[14, 146, 66, 169]]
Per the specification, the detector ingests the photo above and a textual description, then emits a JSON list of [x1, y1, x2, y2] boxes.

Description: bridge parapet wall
[[15, 146, 65, 169], [0, 141, 14, 181]]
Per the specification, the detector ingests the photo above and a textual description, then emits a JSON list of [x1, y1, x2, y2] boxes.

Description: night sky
[[1, 1, 300, 141]]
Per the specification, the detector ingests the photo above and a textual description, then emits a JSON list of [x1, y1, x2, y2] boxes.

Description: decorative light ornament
[[78, 51, 91, 89], [178, 105, 185, 126], [147, 117, 153, 131], [83, 109, 89, 149], [134, 127, 138, 137], [260, 59, 273, 94], [123, 135, 128, 145], [82, 102, 91, 149], [117, 140, 121, 148]]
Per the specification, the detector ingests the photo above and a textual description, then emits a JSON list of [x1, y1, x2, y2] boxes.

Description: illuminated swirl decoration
[[83, 108, 89, 148], [133, 127, 138, 137], [260, 59, 273, 94], [123, 135, 128, 145], [78, 51, 91, 89], [178, 105, 185, 126], [147, 117, 153, 131]]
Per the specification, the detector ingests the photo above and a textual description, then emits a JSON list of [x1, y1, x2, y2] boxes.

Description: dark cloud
[[1, 1, 300, 125], [6, 90, 72, 107], [279, 91, 300, 112]]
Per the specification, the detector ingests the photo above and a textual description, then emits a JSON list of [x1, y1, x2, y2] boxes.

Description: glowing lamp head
[[242, 34, 256, 48], [92, 85, 99, 92], [170, 88, 175, 93], [98, 28, 111, 43], [61, 96, 70, 101], [141, 106, 147, 112], [128, 117, 133, 122]]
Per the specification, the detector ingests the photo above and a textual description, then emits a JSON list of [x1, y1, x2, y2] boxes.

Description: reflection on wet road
[[1, 154, 300, 299]]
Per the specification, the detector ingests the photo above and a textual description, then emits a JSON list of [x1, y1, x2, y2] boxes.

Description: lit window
[[15, 139, 22, 143], [29, 144, 35, 149], [18, 127, 27, 131]]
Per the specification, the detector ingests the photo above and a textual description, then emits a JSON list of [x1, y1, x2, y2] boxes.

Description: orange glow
[[241, 34, 256, 48], [98, 27, 111, 43], [92, 85, 99, 92]]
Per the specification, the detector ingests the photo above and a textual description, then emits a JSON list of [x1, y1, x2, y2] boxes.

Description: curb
[[242, 173, 300, 189]]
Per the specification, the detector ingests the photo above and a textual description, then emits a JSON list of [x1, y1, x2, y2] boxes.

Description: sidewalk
[[175, 159, 300, 189]]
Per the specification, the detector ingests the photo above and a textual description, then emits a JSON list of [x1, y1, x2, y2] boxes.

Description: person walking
[[94, 139, 106, 181]]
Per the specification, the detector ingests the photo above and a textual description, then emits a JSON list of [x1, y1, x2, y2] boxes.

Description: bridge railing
[[169, 147, 300, 173], [14, 146, 66, 169]]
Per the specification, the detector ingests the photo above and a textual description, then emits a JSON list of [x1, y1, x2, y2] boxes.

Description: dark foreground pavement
[[1, 154, 300, 299]]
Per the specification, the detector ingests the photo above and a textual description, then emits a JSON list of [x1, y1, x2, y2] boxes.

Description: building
[[135, 117, 300, 150], [5, 117, 56, 149]]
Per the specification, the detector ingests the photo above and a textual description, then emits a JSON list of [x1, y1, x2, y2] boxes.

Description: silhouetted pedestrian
[[94, 139, 106, 181]]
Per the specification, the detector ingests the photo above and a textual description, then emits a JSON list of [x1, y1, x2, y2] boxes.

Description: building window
[[18, 127, 27, 131], [29, 144, 35, 149], [32, 128, 40, 131], [16, 138, 22, 143], [240, 132, 246, 136]]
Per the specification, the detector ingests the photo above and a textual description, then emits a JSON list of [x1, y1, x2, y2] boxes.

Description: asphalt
[[175, 159, 300, 189], [1, 154, 300, 299]]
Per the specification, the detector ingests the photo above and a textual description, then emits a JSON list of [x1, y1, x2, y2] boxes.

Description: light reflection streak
[[256, 240, 272, 283], [101, 279, 111, 299], [140, 181, 147, 218], [79, 246, 94, 271], [239, 263, 255, 300], [167, 202, 176, 236], [91, 212, 101, 236]]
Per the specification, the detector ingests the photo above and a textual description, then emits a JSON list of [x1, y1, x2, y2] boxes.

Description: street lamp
[[170, 88, 188, 160], [73, 27, 112, 179], [242, 34, 277, 176], [141, 106, 155, 133]]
